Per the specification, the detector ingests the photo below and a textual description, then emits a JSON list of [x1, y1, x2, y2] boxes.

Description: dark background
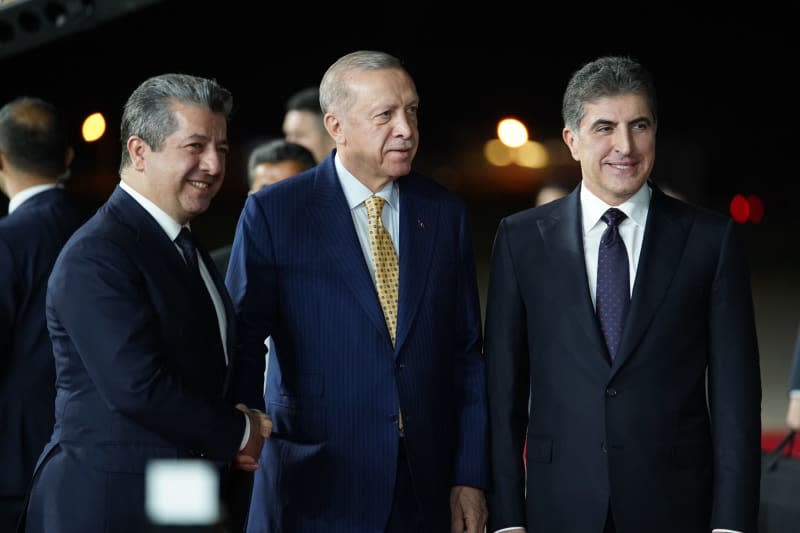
[[1, 1, 798, 425]]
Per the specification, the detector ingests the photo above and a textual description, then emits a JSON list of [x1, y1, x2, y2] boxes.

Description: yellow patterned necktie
[[365, 195, 402, 433], [365, 195, 399, 345]]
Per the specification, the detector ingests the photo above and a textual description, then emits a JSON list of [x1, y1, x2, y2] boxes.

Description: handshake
[[234, 403, 273, 471]]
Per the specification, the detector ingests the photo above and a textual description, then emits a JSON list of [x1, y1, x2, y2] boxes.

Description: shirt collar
[[334, 153, 398, 211], [580, 181, 651, 235], [119, 180, 186, 240], [8, 183, 59, 214]]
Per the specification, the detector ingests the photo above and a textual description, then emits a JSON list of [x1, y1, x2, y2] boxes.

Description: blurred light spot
[[484, 139, 514, 166], [515, 140, 549, 169], [82, 112, 106, 142], [729, 194, 749, 224], [497, 118, 528, 148], [747, 194, 764, 223]]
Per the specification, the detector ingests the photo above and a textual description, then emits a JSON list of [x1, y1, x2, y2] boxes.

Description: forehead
[[346, 68, 417, 104], [581, 93, 653, 124], [254, 160, 307, 176], [168, 101, 227, 136]]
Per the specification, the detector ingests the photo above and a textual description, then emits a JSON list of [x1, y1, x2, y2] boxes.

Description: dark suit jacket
[[0, 188, 85, 526], [226, 154, 488, 532], [486, 184, 761, 533], [23, 186, 245, 533]]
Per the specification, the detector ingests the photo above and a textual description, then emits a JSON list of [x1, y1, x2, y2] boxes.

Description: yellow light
[[515, 141, 549, 169], [497, 118, 528, 148], [82, 112, 106, 143], [484, 139, 514, 166]]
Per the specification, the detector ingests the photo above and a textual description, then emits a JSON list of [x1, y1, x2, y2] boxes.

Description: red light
[[729, 194, 749, 224], [747, 194, 764, 223]]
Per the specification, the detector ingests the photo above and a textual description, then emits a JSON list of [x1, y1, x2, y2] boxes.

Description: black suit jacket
[[0, 188, 85, 522], [23, 186, 245, 533], [486, 184, 761, 533]]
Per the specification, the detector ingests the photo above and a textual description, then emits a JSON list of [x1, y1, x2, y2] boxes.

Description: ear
[[127, 136, 148, 171], [323, 113, 345, 145], [562, 127, 580, 161]]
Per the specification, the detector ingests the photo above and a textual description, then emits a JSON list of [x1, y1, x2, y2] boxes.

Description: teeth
[[189, 181, 210, 189]]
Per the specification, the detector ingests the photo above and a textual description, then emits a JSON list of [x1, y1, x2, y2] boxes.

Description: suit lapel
[[197, 245, 237, 390], [107, 186, 189, 283], [610, 186, 691, 377], [394, 175, 438, 354], [307, 160, 389, 341], [539, 189, 610, 372]]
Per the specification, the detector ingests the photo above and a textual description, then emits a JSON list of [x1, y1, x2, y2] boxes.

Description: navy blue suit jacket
[[486, 185, 762, 533], [0, 188, 85, 516], [23, 186, 245, 533], [226, 154, 489, 532]]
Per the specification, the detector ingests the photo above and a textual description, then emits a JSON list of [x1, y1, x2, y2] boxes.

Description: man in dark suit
[[486, 56, 761, 533], [0, 97, 85, 531], [227, 50, 488, 532], [23, 74, 270, 533]]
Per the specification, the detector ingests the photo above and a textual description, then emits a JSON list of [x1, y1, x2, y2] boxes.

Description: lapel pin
[[417, 218, 425, 230]]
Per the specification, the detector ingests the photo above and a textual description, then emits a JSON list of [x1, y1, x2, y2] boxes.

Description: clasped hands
[[234, 403, 273, 471]]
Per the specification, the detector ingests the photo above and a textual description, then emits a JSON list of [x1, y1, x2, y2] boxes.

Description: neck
[[5, 174, 57, 200]]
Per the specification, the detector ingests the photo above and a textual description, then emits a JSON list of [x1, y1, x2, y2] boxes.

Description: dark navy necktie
[[175, 227, 200, 274], [596, 208, 630, 360]]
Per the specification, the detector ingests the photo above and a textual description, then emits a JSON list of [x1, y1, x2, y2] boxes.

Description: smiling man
[[486, 56, 761, 533], [23, 74, 271, 533]]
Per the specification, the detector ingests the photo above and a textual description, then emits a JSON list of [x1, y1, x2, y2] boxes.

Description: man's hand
[[450, 485, 487, 533], [787, 396, 800, 430], [234, 403, 272, 471]]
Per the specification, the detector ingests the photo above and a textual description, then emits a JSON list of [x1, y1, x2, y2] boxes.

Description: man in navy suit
[[486, 56, 761, 533], [23, 74, 271, 533], [227, 50, 489, 532], [0, 97, 85, 531]]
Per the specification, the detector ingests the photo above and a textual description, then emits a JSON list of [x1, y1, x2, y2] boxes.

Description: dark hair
[[0, 96, 69, 178], [119, 73, 233, 172], [286, 87, 322, 115], [562, 56, 657, 132], [247, 139, 315, 186]]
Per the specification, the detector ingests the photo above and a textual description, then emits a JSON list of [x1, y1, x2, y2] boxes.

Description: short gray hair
[[119, 73, 233, 172], [562, 56, 657, 132], [319, 50, 406, 114]]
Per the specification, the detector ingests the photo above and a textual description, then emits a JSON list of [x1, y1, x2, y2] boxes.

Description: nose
[[614, 128, 633, 155], [200, 146, 225, 176], [393, 113, 413, 138]]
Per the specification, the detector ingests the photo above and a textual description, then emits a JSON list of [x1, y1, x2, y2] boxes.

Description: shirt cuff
[[493, 528, 526, 532], [712, 529, 742, 532], [239, 412, 250, 451], [790, 389, 800, 398]]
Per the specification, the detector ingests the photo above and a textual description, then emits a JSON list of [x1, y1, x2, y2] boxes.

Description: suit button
[[605, 387, 617, 397], [601, 442, 607, 453], [395, 362, 406, 371]]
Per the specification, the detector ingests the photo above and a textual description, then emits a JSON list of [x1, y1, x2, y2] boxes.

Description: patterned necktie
[[365, 195, 399, 345], [596, 208, 630, 360]]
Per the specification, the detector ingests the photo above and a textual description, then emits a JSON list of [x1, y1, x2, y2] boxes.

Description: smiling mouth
[[188, 181, 212, 189]]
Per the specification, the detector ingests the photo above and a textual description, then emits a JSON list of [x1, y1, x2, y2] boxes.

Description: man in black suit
[[486, 56, 761, 533], [0, 97, 86, 530], [22, 74, 270, 533]]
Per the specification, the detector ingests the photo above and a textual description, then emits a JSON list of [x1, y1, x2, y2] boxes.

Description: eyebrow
[[183, 133, 229, 146], [589, 115, 652, 129]]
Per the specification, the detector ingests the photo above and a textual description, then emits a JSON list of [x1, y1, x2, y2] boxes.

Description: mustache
[[387, 139, 414, 150]]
